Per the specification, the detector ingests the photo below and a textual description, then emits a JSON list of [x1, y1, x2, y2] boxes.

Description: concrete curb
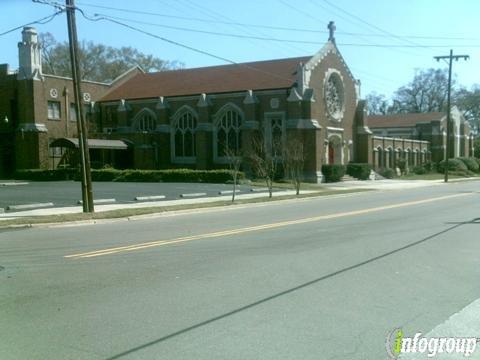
[[6, 202, 55, 211], [77, 198, 116, 205], [135, 195, 166, 201], [180, 192, 207, 198]]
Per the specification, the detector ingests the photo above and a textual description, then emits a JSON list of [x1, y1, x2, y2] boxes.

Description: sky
[[1, 0, 479, 100]]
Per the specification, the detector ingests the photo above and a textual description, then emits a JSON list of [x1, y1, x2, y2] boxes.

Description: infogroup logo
[[385, 328, 478, 358]]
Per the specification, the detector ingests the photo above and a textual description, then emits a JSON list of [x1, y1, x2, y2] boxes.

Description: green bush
[[396, 158, 408, 175], [346, 163, 372, 180], [14, 169, 77, 181], [100, 168, 244, 183], [457, 157, 479, 172], [321, 164, 346, 183], [14, 168, 244, 183], [412, 165, 427, 175], [377, 167, 395, 179], [437, 158, 468, 174]]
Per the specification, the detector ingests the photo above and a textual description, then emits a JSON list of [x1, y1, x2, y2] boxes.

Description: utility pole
[[434, 50, 469, 183], [66, 0, 94, 212]]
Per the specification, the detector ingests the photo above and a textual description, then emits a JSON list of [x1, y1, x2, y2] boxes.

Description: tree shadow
[[106, 218, 477, 359]]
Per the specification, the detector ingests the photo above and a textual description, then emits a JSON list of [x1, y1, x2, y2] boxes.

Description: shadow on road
[[106, 217, 479, 360]]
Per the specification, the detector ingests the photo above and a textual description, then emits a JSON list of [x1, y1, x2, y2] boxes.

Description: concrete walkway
[[1, 178, 478, 221]]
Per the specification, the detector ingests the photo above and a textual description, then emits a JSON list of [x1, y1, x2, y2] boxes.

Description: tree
[[282, 135, 304, 195], [223, 145, 243, 203], [247, 134, 280, 198], [365, 92, 389, 115], [456, 85, 480, 132], [39, 32, 183, 82], [390, 68, 452, 113]]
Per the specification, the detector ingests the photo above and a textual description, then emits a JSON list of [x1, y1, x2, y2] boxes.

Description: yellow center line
[[65, 193, 470, 259]]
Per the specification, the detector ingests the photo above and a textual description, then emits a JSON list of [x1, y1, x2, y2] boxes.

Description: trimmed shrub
[[14, 169, 77, 181], [101, 168, 243, 183], [321, 164, 346, 183], [457, 157, 479, 172], [396, 158, 408, 175], [14, 168, 244, 183], [412, 165, 427, 175], [437, 158, 468, 174], [377, 167, 395, 179], [346, 163, 372, 180]]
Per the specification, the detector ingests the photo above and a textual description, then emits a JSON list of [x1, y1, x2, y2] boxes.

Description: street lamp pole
[[434, 50, 469, 183]]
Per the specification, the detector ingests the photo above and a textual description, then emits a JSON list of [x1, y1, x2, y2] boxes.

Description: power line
[[76, 1, 480, 42], [83, 13, 480, 49], [80, 11, 296, 83], [0, 10, 64, 37], [320, 0, 429, 49]]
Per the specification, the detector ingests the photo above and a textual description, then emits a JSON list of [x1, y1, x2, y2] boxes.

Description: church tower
[[17, 26, 42, 80]]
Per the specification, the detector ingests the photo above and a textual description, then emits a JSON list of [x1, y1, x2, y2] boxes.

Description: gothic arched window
[[173, 110, 197, 160], [134, 108, 156, 132], [215, 105, 243, 160]]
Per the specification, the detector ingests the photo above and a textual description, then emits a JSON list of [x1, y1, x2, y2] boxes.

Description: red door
[[328, 143, 334, 164]]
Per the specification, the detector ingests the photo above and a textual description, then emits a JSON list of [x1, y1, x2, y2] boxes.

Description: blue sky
[[1, 0, 479, 99]]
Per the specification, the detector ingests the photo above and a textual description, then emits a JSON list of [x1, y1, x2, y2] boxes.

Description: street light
[[3, 116, 8, 124]]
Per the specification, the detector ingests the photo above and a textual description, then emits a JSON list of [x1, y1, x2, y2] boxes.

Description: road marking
[[65, 192, 471, 259]]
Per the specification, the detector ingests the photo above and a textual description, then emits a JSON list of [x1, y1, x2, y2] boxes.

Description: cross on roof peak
[[328, 21, 336, 43]]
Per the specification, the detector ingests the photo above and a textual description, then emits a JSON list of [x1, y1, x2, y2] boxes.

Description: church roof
[[100, 56, 311, 102], [368, 112, 445, 128]]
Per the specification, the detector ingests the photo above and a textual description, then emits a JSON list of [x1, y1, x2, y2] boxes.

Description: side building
[[368, 108, 474, 165], [0, 26, 141, 177]]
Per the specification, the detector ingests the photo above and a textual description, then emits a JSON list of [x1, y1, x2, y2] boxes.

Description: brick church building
[[0, 24, 475, 181]]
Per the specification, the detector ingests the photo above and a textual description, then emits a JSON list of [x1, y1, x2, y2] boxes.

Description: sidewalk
[[1, 177, 478, 221], [0, 189, 317, 220]]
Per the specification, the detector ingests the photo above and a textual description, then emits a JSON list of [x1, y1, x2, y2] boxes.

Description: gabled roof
[[100, 56, 311, 102], [368, 112, 445, 128]]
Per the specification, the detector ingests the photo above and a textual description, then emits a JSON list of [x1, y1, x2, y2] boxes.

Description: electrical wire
[[76, 0, 480, 41], [0, 10, 64, 37], [79, 11, 298, 83]]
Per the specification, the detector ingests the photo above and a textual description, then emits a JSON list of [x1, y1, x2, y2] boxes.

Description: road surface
[[2, 180, 480, 359]]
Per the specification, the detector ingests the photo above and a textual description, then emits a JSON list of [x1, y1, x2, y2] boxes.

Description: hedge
[[437, 158, 468, 174], [377, 167, 395, 179], [14, 168, 244, 183], [321, 164, 346, 183], [412, 165, 428, 175], [457, 157, 479, 172], [346, 163, 371, 180], [14, 169, 78, 181]]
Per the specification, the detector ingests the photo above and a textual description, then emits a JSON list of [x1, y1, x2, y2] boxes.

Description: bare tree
[[283, 135, 304, 195], [223, 145, 242, 202], [247, 133, 280, 198]]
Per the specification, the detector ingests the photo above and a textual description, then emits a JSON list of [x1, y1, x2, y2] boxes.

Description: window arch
[[133, 108, 157, 132], [214, 104, 243, 160], [171, 106, 198, 161]]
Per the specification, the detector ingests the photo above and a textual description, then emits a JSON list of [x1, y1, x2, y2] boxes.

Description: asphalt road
[[0, 181, 254, 208], [2, 180, 480, 359]]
